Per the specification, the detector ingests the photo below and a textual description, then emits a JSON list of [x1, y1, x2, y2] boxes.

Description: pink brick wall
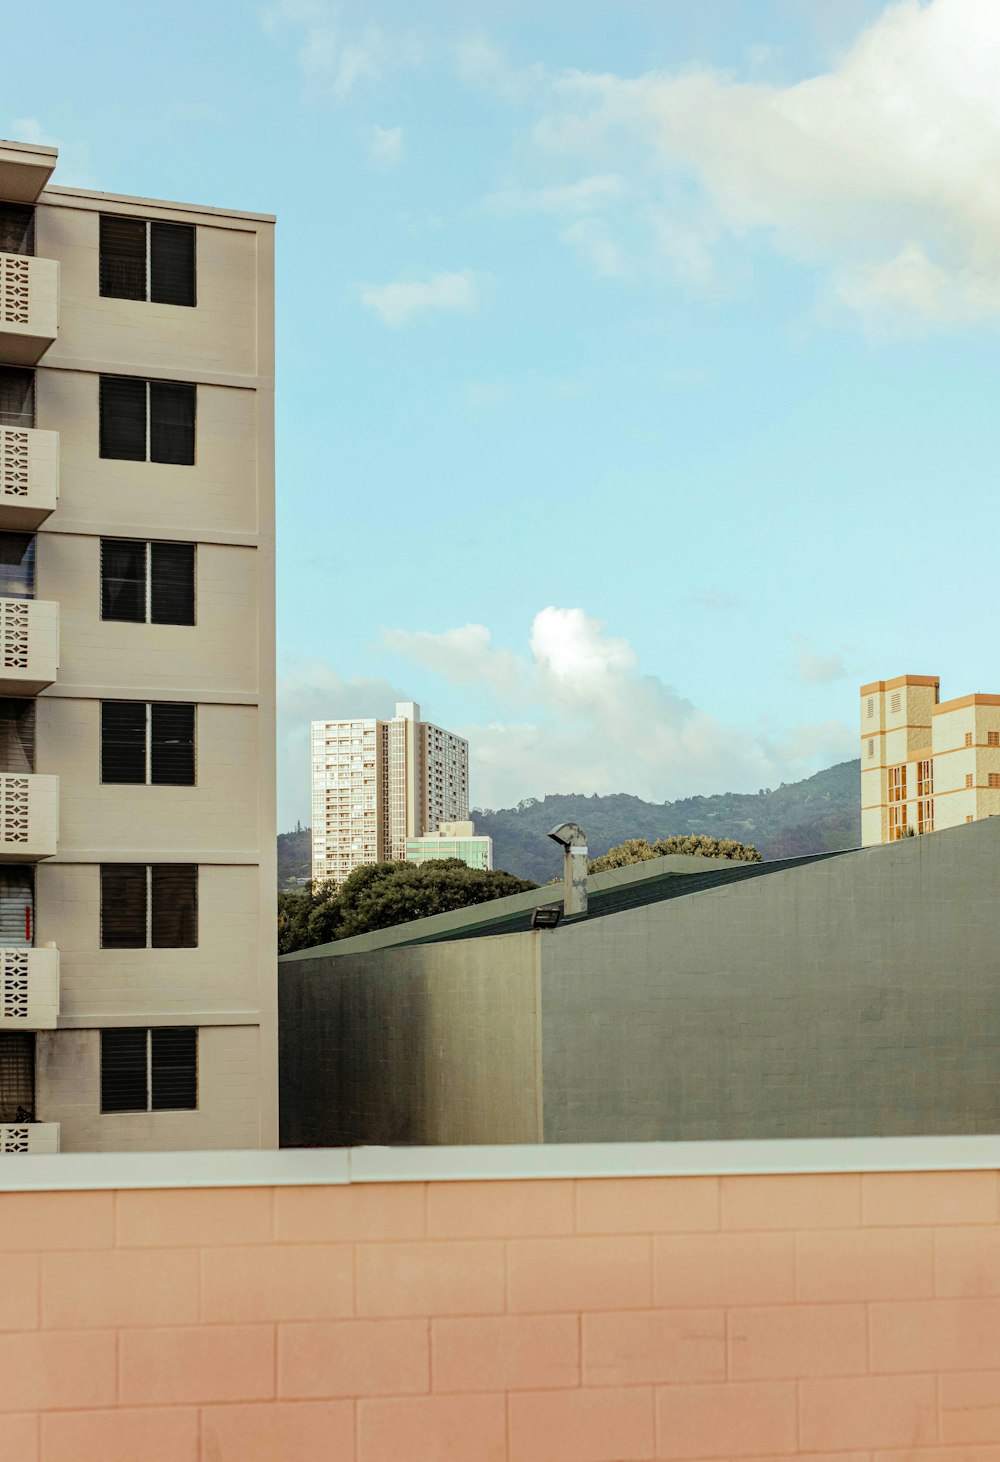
[[1, 1168, 999, 1460]]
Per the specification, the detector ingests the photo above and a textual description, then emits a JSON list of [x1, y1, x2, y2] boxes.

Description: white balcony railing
[[0, 252, 58, 365], [0, 426, 58, 529], [0, 598, 58, 695], [0, 1122, 59, 1154], [0, 774, 58, 861], [0, 947, 59, 1030]]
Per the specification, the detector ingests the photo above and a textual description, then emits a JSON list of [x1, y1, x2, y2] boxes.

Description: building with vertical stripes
[[0, 138, 276, 1152], [861, 675, 1000, 845], [311, 701, 470, 884]]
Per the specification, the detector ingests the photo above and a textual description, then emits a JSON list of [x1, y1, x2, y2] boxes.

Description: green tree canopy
[[278, 860, 537, 953], [587, 834, 761, 874]]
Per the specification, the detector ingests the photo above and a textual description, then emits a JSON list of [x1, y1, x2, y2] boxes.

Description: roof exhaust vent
[[548, 822, 588, 918]]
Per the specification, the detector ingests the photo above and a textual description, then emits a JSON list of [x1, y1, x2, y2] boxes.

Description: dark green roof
[[391, 848, 853, 948]]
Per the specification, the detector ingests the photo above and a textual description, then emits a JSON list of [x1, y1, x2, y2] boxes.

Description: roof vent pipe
[[548, 822, 588, 917]]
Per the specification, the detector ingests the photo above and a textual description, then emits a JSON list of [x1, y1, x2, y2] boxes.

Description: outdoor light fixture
[[530, 905, 562, 929]]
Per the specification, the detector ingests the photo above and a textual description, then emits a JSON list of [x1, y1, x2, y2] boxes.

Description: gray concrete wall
[[280, 934, 542, 1146], [541, 820, 1000, 1141]]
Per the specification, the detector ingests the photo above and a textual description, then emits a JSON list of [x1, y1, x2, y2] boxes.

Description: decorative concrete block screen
[[2, 1140, 1000, 1461]]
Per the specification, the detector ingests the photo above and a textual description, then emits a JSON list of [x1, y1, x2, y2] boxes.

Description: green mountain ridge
[[278, 759, 862, 888]]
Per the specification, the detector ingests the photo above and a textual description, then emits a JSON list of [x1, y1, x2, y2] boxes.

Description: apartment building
[[861, 674, 1000, 845], [0, 139, 276, 1153], [405, 820, 493, 871], [312, 701, 469, 883]]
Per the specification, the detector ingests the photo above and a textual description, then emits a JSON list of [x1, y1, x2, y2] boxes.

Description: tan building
[[0, 139, 276, 1153], [312, 701, 469, 883], [861, 675, 1000, 846]]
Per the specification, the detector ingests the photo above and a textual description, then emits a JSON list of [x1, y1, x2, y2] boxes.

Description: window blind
[[100, 864, 148, 949], [99, 216, 146, 300], [0, 368, 34, 429], [151, 1027, 197, 1110], [151, 865, 198, 948], [100, 377, 146, 461], [149, 381, 195, 465], [150, 222, 196, 307], [100, 1028, 148, 1113], [0, 534, 36, 600], [0, 869, 33, 948], [150, 704, 195, 786], [101, 702, 146, 784], [150, 542, 195, 625], [101, 540, 147, 622], [0, 1032, 34, 1122], [0, 699, 35, 775]]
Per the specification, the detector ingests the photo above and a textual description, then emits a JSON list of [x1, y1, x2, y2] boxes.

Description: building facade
[[0, 139, 276, 1153], [861, 675, 1000, 846], [405, 820, 493, 871], [311, 701, 469, 883]]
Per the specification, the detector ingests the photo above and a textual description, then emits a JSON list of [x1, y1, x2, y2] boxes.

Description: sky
[[10, 0, 1000, 828]]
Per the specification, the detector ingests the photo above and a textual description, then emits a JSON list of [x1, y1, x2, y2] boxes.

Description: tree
[[277, 861, 537, 953], [587, 834, 761, 874], [278, 879, 342, 954]]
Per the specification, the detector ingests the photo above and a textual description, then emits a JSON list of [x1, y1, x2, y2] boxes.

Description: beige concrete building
[[861, 675, 1000, 846], [0, 139, 276, 1153], [312, 701, 469, 883], [405, 820, 493, 871]]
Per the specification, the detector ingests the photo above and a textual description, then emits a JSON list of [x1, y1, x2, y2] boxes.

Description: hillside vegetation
[[277, 759, 861, 887]]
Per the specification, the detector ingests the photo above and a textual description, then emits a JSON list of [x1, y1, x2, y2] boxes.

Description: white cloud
[[262, 1, 421, 103], [385, 606, 855, 808], [369, 123, 403, 168], [359, 269, 486, 327], [484, 174, 626, 217], [463, 0, 1000, 331], [792, 635, 850, 685], [276, 654, 406, 829]]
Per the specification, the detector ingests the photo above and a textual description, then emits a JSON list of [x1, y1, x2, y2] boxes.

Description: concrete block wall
[[3, 1146, 1000, 1459]]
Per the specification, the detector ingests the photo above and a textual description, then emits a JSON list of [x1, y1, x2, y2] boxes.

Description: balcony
[[0, 947, 59, 1030], [0, 1122, 59, 1153], [0, 252, 58, 365], [0, 426, 58, 528], [0, 598, 58, 694], [0, 774, 58, 861]]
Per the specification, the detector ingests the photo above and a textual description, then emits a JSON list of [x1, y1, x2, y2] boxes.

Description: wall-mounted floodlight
[[547, 822, 588, 918], [530, 905, 562, 930]]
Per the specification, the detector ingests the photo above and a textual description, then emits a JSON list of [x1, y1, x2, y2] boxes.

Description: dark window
[[101, 701, 146, 784], [149, 381, 196, 465], [0, 534, 35, 599], [150, 222, 196, 307], [0, 699, 35, 774], [0, 204, 35, 257], [0, 1032, 35, 1122], [100, 1028, 148, 1113], [100, 864, 147, 948], [99, 216, 145, 300], [151, 704, 195, 786], [100, 701, 195, 786], [100, 864, 198, 948], [101, 539, 195, 625], [0, 868, 34, 948], [0, 368, 34, 428], [100, 217, 196, 307], [101, 1027, 197, 1113], [99, 377, 146, 461], [152, 865, 198, 948], [101, 540, 146, 622], [99, 377, 195, 465], [151, 1027, 198, 1109], [150, 542, 195, 625]]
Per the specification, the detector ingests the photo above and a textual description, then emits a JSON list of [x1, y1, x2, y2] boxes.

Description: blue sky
[[11, 0, 1000, 826]]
